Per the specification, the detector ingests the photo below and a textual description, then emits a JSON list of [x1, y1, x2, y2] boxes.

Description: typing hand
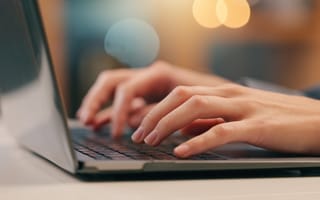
[[77, 61, 229, 138], [132, 84, 320, 158]]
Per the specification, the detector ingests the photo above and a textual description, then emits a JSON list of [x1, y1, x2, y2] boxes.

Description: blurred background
[[38, 0, 320, 117]]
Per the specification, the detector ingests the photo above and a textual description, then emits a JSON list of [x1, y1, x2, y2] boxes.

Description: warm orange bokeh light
[[193, 0, 251, 29], [222, 0, 251, 28], [193, 0, 222, 28]]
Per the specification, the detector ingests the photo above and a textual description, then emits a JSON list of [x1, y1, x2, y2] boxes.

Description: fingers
[[128, 104, 155, 129], [143, 96, 241, 146], [130, 87, 203, 142], [174, 121, 250, 158], [142, 85, 239, 127], [110, 67, 172, 137], [91, 107, 113, 131], [78, 62, 175, 138], [78, 70, 134, 124], [90, 98, 148, 131], [132, 85, 244, 144]]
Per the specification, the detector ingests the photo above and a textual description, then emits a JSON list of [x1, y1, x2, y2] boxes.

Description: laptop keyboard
[[71, 128, 226, 161]]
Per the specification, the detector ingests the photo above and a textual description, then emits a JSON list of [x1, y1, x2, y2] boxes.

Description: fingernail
[[131, 127, 145, 143], [144, 130, 158, 146], [174, 144, 191, 158]]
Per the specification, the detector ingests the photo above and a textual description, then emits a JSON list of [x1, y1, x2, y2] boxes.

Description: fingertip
[[131, 127, 145, 143], [111, 124, 123, 139], [111, 113, 128, 138], [111, 126, 120, 139], [144, 130, 160, 146], [174, 144, 191, 158], [78, 110, 93, 125]]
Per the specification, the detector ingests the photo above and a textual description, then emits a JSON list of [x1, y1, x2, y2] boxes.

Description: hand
[[77, 61, 229, 137], [132, 84, 320, 158]]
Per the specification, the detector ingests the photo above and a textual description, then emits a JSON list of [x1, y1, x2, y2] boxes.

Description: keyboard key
[[72, 131, 225, 161]]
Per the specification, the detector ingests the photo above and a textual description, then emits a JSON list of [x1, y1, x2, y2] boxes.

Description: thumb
[[174, 121, 252, 158]]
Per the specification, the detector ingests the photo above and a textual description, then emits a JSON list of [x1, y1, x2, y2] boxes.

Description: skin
[[77, 61, 229, 134], [78, 61, 320, 158]]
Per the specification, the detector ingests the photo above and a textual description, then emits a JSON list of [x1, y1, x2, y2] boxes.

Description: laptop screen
[[0, 0, 77, 172]]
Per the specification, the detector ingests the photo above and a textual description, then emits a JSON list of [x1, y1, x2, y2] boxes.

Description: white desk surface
[[1, 120, 320, 200]]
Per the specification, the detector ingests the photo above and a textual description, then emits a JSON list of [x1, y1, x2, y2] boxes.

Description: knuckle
[[214, 124, 232, 139], [223, 83, 238, 89], [249, 131, 265, 147], [172, 86, 191, 98], [189, 95, 208, 107], [97, 69, 130, 83], [242, 98, 263, 111], [116, 83, 133, 100], [245, 120, 267, 146], [97, 71, 110, 82], [246, 100, 260, 110], [117, 81, 133, 94], [157, 118, 170, 131], [149, 61, 174, 77], [219, 83, 246, 96], [89, 101, 100, 111], [231, 97, 259, 112]]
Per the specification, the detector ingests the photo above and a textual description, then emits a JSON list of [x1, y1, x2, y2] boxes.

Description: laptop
[[0, 0, 320, 177]]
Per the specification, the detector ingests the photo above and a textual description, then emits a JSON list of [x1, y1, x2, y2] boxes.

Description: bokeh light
[[222, 0, 251, 28], [193, 0, 222, 28], [192, 0, 251, 29], [104, 18, 160, 68]]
